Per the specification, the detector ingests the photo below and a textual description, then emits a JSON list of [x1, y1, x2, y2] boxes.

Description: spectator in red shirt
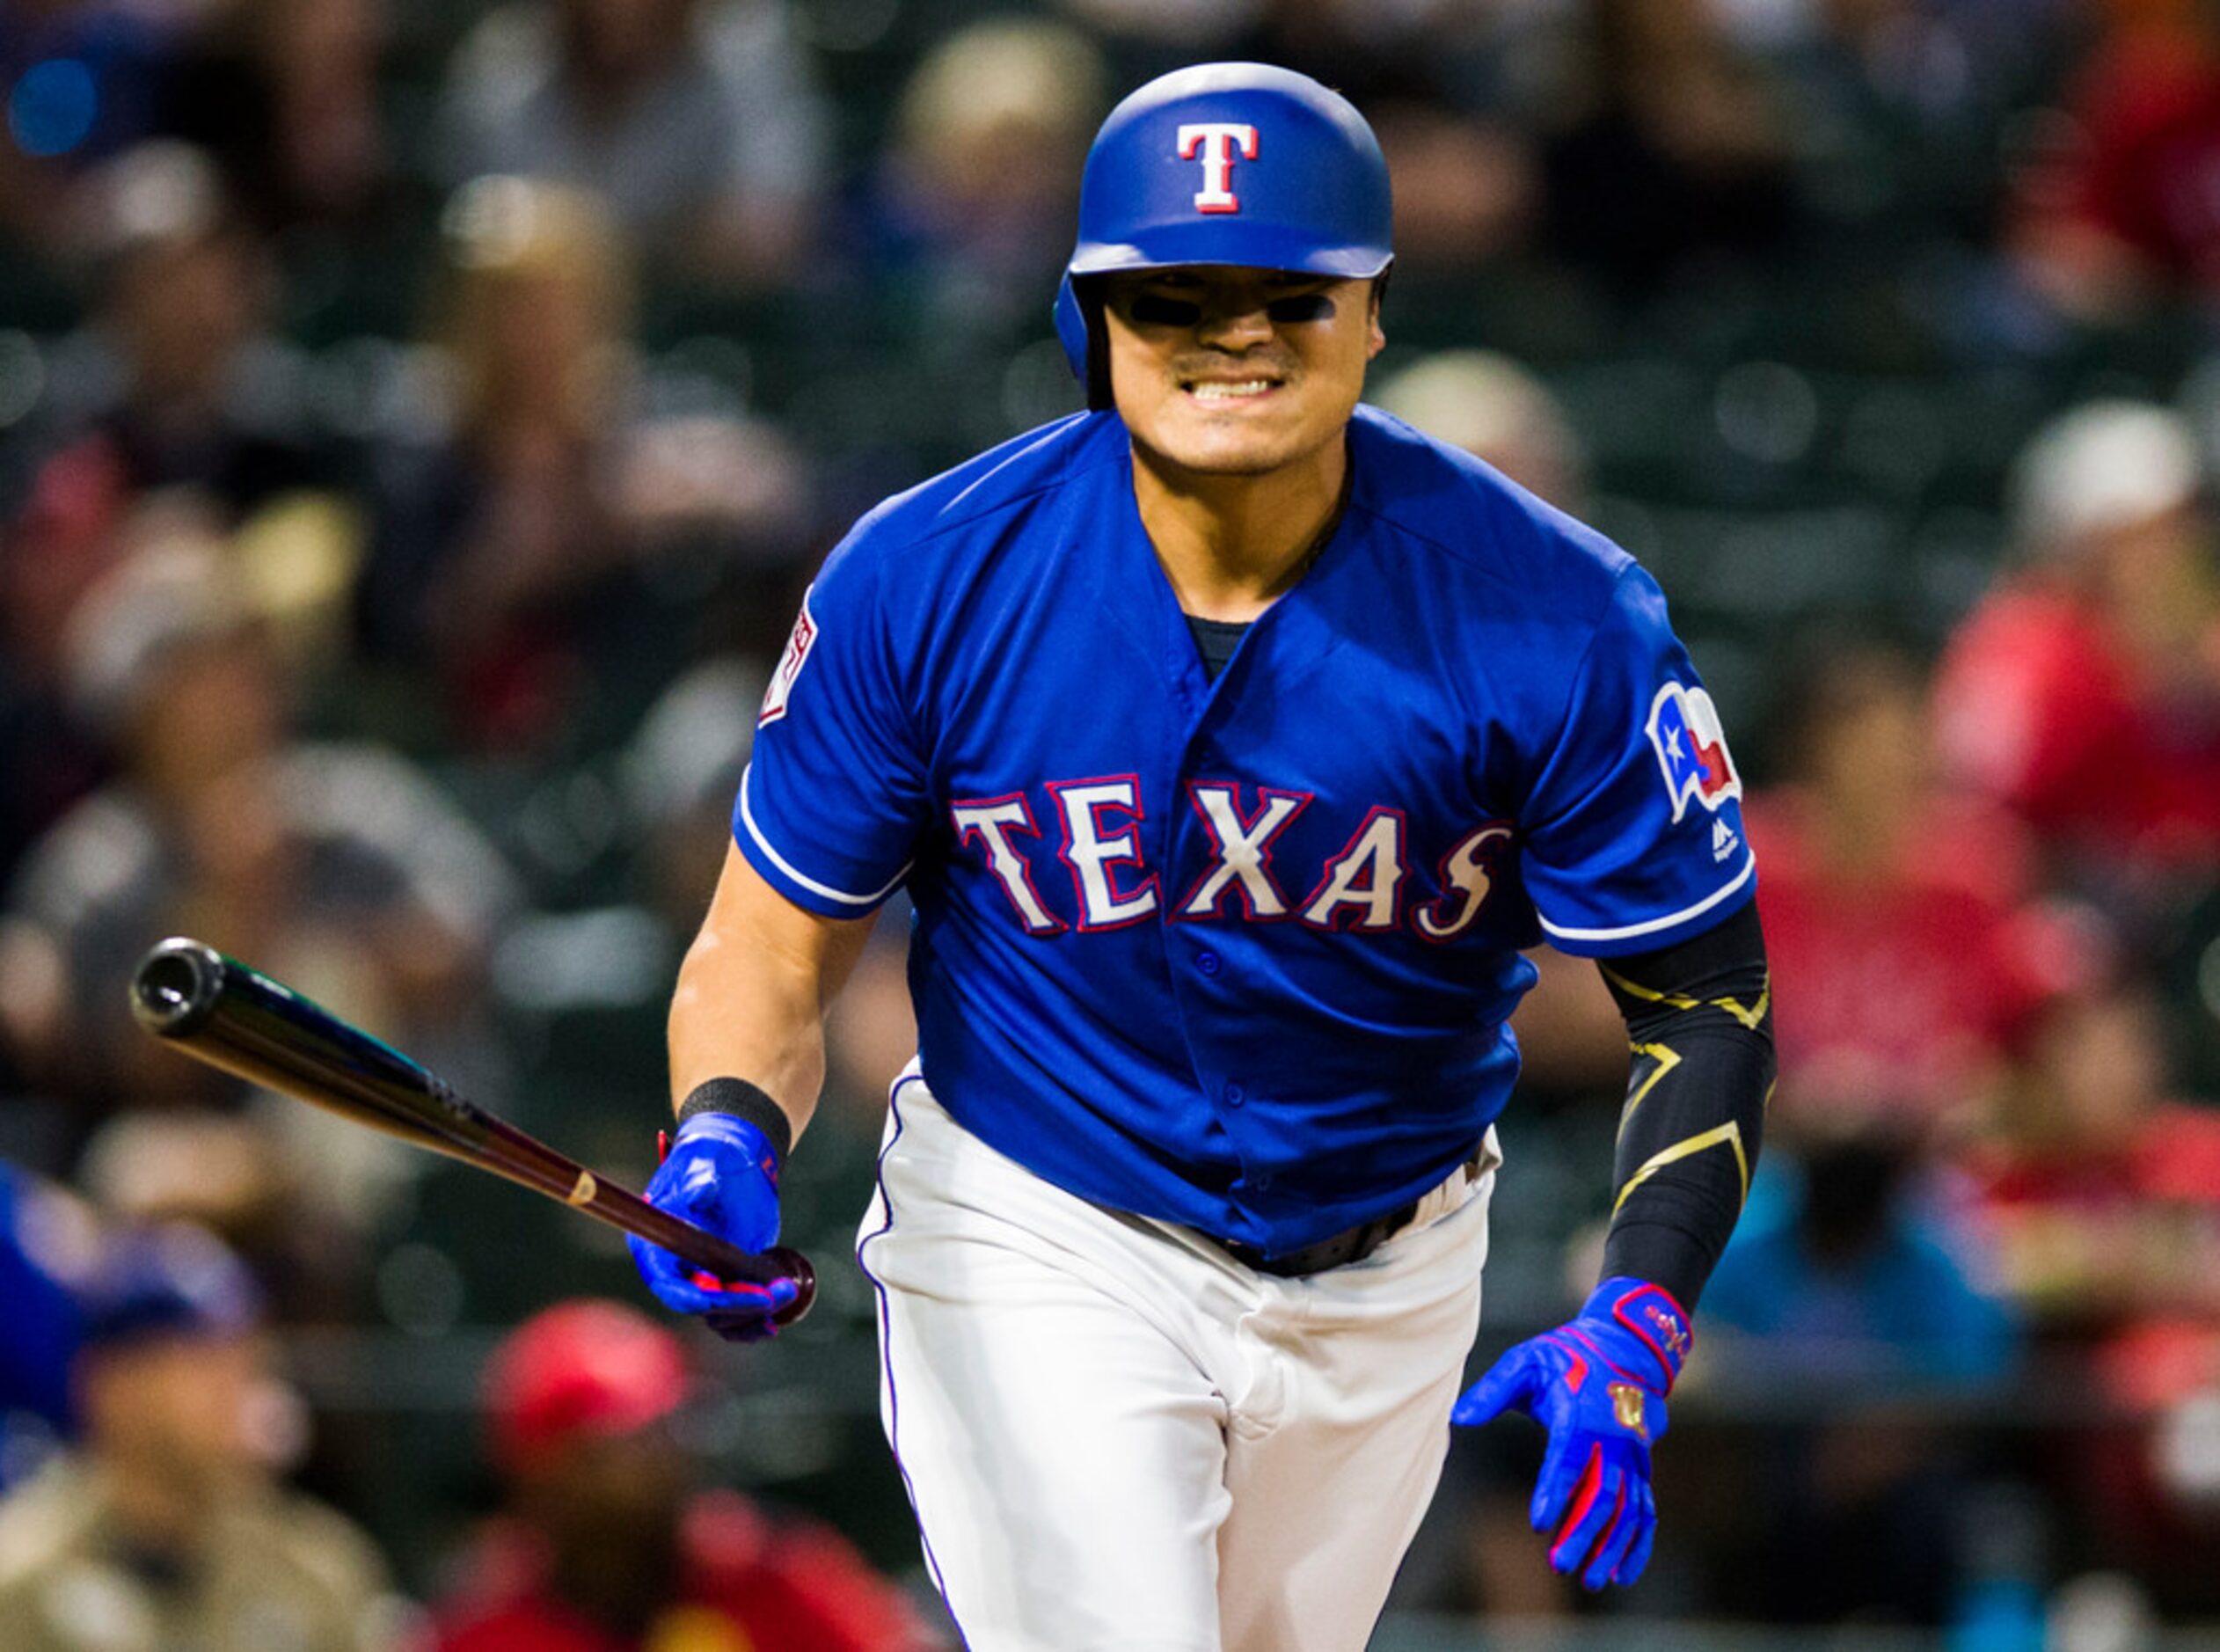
[[2012, 0, 2220, 317], [1963, 980, 2220, 1366], [429, 1298, 928, 1652], [1749, 644, 2088, 1131], [1934, 400, 2220, 895], [1959, 978, 2220, 1597]]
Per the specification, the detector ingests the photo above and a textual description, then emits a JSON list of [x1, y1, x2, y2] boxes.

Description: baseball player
[[630, 62, 1776, 1651]]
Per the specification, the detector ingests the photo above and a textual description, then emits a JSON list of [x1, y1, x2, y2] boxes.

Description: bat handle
[[639, 1213, 817, 1328], [646, 1129, 816, 1327]]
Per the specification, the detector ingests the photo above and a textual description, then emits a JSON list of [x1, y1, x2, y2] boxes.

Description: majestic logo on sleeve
[[756, 590, 818, 727], [1178, 122, 1258, 212], [1645, 683, 1742, 822]]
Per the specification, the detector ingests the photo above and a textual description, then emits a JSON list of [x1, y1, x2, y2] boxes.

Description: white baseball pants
[[856, 1064, 1497, 1652]]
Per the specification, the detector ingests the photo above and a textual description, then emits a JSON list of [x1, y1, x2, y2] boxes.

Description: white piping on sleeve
[[736, 763, 911, 909], [1537, 852, 1755, 945]]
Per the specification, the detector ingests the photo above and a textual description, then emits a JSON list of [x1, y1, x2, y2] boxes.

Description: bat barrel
[[129, 937, 480, 1153], [131, 939, 228, 1038], [129, 937, 814, 1327]]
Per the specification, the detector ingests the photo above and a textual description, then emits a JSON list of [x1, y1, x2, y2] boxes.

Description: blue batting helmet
[[78, 1224, 261, 1355], [1054, 63, 1393, 408]]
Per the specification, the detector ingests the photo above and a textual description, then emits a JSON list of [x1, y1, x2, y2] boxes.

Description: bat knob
[[768, 1247, 816, 1327]]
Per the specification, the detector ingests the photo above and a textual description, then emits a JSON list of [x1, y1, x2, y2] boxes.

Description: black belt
[[1214, 1144, 1487, 1277]]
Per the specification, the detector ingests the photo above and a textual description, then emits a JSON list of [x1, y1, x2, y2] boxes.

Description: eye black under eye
[[1128, 294, 1203, 325], [1118, 289, 1336, 326]]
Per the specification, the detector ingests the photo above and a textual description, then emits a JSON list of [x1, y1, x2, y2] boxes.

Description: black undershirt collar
[[1179, 476, 1349, 683], [1187, 614, 1251, 683]]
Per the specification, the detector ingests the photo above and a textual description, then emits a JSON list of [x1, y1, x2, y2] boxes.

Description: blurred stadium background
[[2, 0, 2220, 1645]]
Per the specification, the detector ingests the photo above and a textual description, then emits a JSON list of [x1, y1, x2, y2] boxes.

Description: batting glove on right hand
[[629, 1113, 798, 1343], [1451, 1276, 1691, 1590]]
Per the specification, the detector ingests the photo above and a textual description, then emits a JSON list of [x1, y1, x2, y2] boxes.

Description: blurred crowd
[[2, 0, 2219, 1644]]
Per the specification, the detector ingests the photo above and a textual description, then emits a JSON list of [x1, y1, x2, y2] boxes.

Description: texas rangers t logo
[[1645, 682, 1742, 822], [1178, 122, 1258, 212]]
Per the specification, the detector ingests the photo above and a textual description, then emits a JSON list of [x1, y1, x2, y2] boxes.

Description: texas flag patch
[[1646, 682, 1742, 822]]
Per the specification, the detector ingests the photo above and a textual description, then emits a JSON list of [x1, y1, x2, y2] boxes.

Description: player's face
[[1100, 267, 1384, 480]]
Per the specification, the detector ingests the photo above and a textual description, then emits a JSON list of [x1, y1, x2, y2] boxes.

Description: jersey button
[[1196, 950, 1222, 976], [1223, 1082, 1245, 1107]]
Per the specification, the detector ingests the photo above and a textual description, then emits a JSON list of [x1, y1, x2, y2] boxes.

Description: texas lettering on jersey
[[951, 778, 1515, 942]]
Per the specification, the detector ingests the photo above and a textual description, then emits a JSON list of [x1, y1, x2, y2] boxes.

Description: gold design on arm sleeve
[[1621, 1042, 1683, 1128], [1610, 1122, 1750, 1217], [1601, 964, 1771, 1032]]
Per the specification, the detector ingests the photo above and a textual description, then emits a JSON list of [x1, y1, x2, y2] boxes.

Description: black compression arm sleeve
[[1596, 898, 1774, 1310]]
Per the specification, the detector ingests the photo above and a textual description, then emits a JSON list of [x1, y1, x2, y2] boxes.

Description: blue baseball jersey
[[736, 406, 1755, 1258]]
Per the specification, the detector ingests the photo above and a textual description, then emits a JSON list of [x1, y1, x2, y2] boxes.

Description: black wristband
[[676, 1078, 793, 1165]]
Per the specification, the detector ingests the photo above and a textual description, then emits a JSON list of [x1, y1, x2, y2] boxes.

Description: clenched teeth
[[1187, 380, 1276, 401]]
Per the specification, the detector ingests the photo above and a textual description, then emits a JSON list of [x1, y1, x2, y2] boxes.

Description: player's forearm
[[669, 921, 830, 1138], [1595, 899, 1775, 1310], [667, 843, 878, 1145]]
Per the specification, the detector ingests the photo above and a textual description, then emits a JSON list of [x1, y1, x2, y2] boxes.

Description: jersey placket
[[1131, 471, 1377, 1252], [1107, 472, 1313, 1249], [1156, 588, 1329, 1251]]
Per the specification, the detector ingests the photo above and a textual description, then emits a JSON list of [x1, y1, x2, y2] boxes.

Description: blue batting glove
[[628, 1113, 798, 1343], [1452, 1276, 1691, 1590]]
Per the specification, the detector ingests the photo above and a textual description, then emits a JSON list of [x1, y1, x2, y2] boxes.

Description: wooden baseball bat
[[128, 937, 814, 1326]]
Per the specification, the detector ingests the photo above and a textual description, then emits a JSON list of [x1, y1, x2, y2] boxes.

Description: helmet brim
[[1068, 231, 1391, 282]]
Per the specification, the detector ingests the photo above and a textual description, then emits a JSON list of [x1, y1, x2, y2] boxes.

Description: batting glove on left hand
[[1452, 1276, 1691, 1590], [629, 1113, 798, 1343]]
